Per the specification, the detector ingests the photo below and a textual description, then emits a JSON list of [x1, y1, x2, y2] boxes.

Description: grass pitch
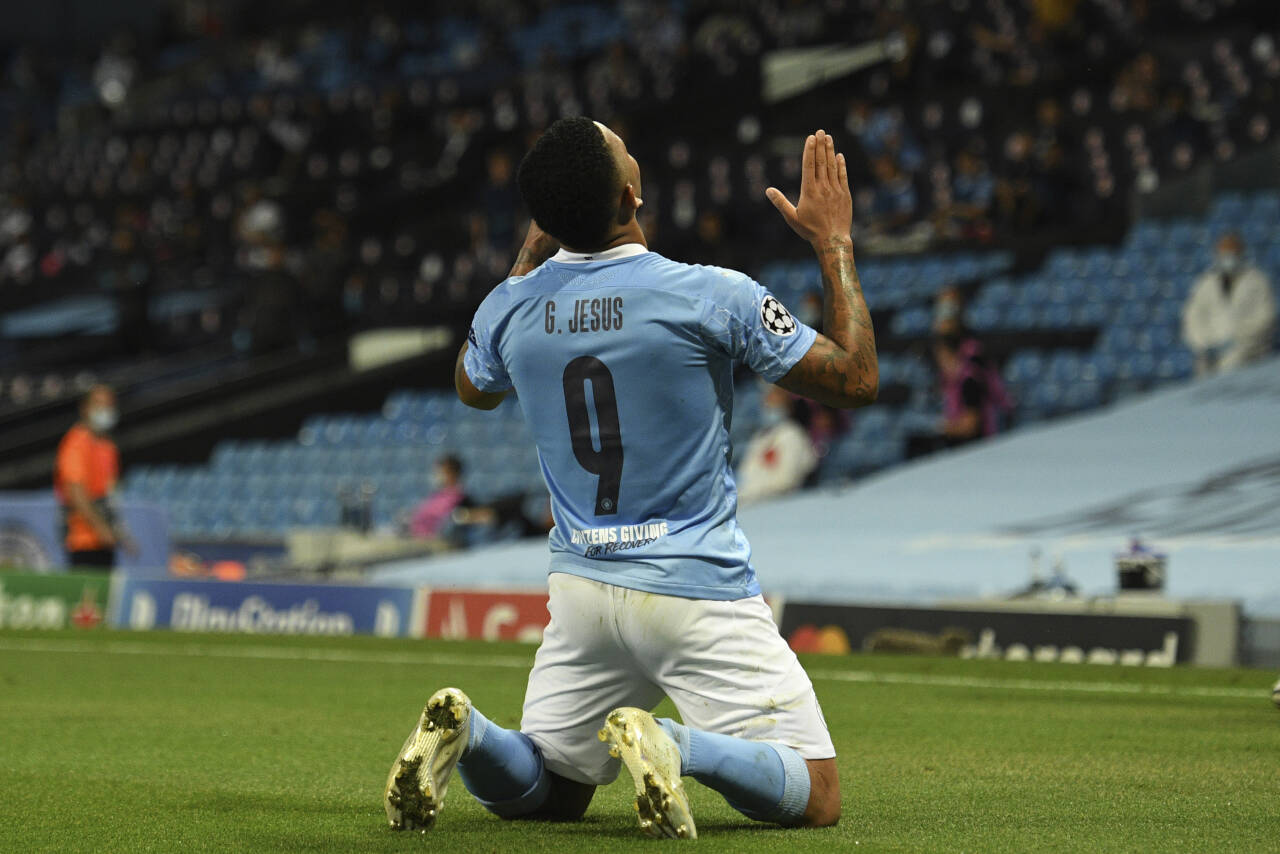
[[1, 629, 1276, 853]]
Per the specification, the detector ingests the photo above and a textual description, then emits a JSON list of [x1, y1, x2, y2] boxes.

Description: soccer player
[[385, 120, 877, 838]]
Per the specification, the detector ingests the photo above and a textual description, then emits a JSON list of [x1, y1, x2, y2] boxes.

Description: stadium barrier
[[104, 579, 551, 641], [778, 597, 1243, 667], [419, 588, 549, 642], [109, 576, 422, 638], [2, 564, 1249, 667], [0, 570, 550, 641], [1242, 617, 1280, 668], [0, 570, 111, 630]]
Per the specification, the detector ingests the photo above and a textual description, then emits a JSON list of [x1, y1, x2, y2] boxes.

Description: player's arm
[[454, 345, 508, 410], [766, 130, 878, 409], [455, 221, 560, 409], [66, 482, 117, 547]]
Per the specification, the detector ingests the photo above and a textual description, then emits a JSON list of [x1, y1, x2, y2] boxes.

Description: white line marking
[[807, 668, 1266, 699], [0, 637, 1267, 700], [0, 638, 532, 670]]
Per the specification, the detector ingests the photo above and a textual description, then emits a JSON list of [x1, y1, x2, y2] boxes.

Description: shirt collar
[[550, 243, 648, 264]]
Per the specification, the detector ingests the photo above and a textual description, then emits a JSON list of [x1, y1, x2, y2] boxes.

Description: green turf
[[1, 629, 1276, 853]]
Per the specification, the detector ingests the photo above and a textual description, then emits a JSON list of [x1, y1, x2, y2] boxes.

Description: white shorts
[[520, 572, 836, 785]]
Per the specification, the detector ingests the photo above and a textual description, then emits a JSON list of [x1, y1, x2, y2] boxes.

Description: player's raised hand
[[765, 130, 853, 247]]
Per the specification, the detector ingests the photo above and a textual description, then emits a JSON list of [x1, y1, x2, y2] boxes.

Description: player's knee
[[799, 758, 841, 828], [801, 790, 841, 828], [504, 773, 595, 822]]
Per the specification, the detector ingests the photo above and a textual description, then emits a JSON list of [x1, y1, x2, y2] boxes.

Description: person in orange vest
[[54, 385, 127, 569]]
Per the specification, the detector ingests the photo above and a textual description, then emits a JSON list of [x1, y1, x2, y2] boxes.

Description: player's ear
[[619, 183, 640, 224]]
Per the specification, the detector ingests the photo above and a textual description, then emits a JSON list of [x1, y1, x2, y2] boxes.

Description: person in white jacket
[[1181, 233, 1276, 376], [737, 385, 818, 506]]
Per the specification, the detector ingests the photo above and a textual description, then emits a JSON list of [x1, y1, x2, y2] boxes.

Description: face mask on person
[[88, 407, 118, 433], [1216, 251, 1243, 275], [430, 469, 447, 490]]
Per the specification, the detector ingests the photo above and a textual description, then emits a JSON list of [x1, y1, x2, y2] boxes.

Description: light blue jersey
[[464, 245, 817, 600]]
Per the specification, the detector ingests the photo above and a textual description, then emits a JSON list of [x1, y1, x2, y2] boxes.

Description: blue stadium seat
[[1062, 381, 1103, 412], [1003, 304, 1036, 330], [1167, 221, 1210, 250], [851, 408, 894, 443], [1115, 352, 1157, 381], [1248, 193, 1280, 222], [890, 307, 932, 338], [1003, 350, 1045, 387], [1048, 352, 1084, 384], [1071, 302, 1108, 327], [1155, 349, 1194, 381], [1211, 191, 1247, 221], [1037, 303, 1074, 329], [981, 277, 1015, 307], [1026, 380, 1065, 415], [1126, 221, 1164, 251]]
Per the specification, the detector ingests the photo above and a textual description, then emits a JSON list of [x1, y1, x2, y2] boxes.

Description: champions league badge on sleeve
[[761, 295, 797, 336]]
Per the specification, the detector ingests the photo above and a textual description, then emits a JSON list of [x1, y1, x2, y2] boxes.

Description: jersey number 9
[[562, 356, 623, 515]]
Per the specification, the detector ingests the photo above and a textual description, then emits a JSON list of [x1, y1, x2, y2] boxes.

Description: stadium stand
[[119, 188, 1279, 543], [1, 1, 1277, 550]]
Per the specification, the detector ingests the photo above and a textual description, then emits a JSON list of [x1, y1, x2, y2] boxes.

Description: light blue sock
[[658, 718, 810, 825], [455, 708, 550, 818]]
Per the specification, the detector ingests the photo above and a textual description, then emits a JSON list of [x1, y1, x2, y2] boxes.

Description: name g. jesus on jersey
[[545, 298, 624, 334]]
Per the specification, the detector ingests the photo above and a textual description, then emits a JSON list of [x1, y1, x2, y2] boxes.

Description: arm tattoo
[[509, 237, 559, 278], [508, 246, 547, 278], [778, 236, 879, 408]]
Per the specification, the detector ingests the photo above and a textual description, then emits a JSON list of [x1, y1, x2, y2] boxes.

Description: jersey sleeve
[[701, 270, 818, 382], [462, 289, 514, 393]]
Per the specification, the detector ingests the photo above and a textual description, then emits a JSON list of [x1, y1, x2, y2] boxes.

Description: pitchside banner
[[0, 570, 111, 630], [420, 589, 549, 642], [111, 577, 419, 637], [780, 602, 1195, 666]]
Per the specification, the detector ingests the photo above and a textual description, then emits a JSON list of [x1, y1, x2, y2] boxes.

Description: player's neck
[[564, 222, 647, 255]]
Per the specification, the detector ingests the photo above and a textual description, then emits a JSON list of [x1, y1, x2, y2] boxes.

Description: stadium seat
[[118, 184, 1278, 544]]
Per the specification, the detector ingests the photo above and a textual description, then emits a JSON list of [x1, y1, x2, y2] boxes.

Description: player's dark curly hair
[[517, 117, 623, 250]]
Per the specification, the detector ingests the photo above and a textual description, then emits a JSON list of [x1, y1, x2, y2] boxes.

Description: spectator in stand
[[939, 148, 995, 238], [865, 156, 919, 234], [408, 455, 470, 539], [995, 130, 1040, 230], [231, 194, 306, 355], [54, 385, 128, 569], [736, 385, 817, 506], [908, 287, 1011, 457], [1182, 233, 1277, 376], [472, 149, 520, 259], [1112, 51, 1163, 113], [933, 333, 1007, 444]]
